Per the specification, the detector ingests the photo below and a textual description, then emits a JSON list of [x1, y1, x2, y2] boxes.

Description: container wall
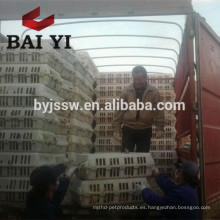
[[196, 15, 220, 205]]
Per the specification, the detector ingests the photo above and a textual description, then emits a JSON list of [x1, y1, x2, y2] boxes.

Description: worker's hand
[[152, 167, 160, 177], [63, 159, 74, 168], [65, 167, 78, 178], [113, 132, 121, 142], [125, 148, 129, 154], [135, 183, 147, 192], [135, 182, 150, 192], [156, 130, 164, 139]]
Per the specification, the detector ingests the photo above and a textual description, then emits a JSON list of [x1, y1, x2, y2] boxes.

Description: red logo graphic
[[22, 7, 54, 31]]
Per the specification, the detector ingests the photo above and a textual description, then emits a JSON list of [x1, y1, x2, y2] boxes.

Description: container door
[[195, 13, 220, 205]]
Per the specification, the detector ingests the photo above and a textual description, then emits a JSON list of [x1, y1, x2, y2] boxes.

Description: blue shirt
[[142, 173, 199, 219]]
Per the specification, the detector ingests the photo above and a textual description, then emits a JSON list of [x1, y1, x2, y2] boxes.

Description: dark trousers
[[122, 125, 152, 153]]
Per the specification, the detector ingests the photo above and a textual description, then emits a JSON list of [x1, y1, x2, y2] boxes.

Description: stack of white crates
[[0, 42, 96, 203], [66, 51, 96, 155], [66, 152, 154, 207]]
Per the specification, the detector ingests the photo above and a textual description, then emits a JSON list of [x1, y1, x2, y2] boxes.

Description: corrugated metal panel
[[174, 14, 196, 161], [196, 14, 220, 204], [0, 0, 192, 20]]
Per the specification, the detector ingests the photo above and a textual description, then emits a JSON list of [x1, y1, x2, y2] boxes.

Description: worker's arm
[[156, 173, 177, 194], [112, 90, 127, 133], [54, 176, 70, 205], [153, 90, 165, 135], [142, 188, 179, 206]]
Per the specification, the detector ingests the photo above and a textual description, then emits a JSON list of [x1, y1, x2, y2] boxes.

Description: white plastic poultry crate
[[95, 144, 122, 153], [0, 141, 54, 153], [55, 115, 70, 135], [0, 130, 57, 152], [0, 153, 57, 166], [150, 150, 178, 159], [69, 118, 93, 137], [60, 69, 75, 83], [0, 84, 63, 107], [67, 135, 81, 147], [69, 109, 93, 125], [71, 87, 93, 104], [0, 177, 30, 202], [73, 153, 155, 180], [0, 165, 34, 178], [0, 107, 58, 132], [0, 83, 60, 98], [0, 130, 56, 143], [70, 177, 148, 207], [60, 81, 75, 101], [54, 135, 68, 154], [67, 135, 91, 153], [67, 144, 91, 154], [0, 64, 63, 92], [0, 153, 67, 177]]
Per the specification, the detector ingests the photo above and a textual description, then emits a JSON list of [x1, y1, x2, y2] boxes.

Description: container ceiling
[[0, 0, 192, 20]]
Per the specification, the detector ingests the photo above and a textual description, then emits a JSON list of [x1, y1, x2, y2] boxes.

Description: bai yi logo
[[7, 7, 71, 49], [22, 7, 55, 31]]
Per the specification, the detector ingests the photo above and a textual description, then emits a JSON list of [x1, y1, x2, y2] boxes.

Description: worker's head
[[30, 163, 66, 195], [132, 66, 147, 89], [175, 161, 199, 187]]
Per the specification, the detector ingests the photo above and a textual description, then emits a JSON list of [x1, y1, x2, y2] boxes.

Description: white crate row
[[74, 87, 93, 103], [156, 165, 176, 173], [68, 136, 92, 145], [67, 136, 92, 153], [96, 84, 125, 91], [70, 177, 148, 207], [0, 107, 57, 120], [56, 134, 68, 148], [0, 130, 67, 153], [0, 109, 60, 132], [0, 42, 61, 60], [0, 96, 62, 108], [67, 152, 92, 166], [0, 165, 35, 177], [53, 154, 67, 164], [75, 153, 154, 180], [0, 43, 77, 82], [94, 138, 115, 146], [0, 191, 28, 202], [94, 124, 113, 131], [69, 118, 93, 137], [0, 130, 55, 142], [0, 177, 30, 192], [0, 85, 63, 107], [95, 144, 121, 152], [61, 78, 93, 103], [154, 158, 178, 166], [150, 150, 178, 159], [0, 43, 96, 88], [67, 145, 91, 154], [151, 139, 176, 146], [0, 153, 59, 166], [60, 79, 75, 100], [77, 51, 98, 76], [55, 115, 70, 135], [0, 83, 61, 99], [69, 109, 93, 125], [0, 65, 64, 94], [0, 140, 67, 154], [95, 111, 115, 118], [73, 72, 94, 96], [74, 69, 95, 97]]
